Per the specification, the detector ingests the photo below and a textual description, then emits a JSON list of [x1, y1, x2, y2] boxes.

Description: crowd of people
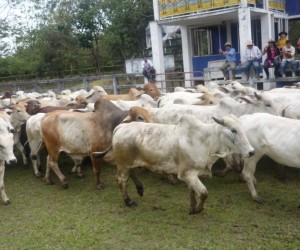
[[141, 31, 299, 83], [219, 31, 300, 80]]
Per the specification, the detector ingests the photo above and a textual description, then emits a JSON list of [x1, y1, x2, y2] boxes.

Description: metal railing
[[0, 71, 205, 95]]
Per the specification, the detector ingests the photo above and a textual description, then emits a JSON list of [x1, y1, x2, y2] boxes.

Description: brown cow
[[40, 98, 153, 189], [101, 88, 142, 101], [143, 83, 160, 99]]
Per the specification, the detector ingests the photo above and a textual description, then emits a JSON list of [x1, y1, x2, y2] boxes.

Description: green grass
[[0, 155, 300, 249]]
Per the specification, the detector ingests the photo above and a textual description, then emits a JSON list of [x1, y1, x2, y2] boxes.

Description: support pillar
[[238, 7, 252, 63], [150, 21, 166, 92], [226, 22, 232, 44], [261, 13, 272, 79], [181, 25, 193, 88]]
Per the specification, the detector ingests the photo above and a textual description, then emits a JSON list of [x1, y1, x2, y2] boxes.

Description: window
[[192, 28, 212, 56]]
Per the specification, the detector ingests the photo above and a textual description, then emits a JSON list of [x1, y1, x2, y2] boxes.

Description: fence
[[0, 71, 204, 95]]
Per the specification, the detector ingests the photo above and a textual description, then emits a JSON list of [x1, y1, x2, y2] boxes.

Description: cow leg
[[116, 168, 136, 207], [213, 156, 233, 177], [45, 155, 68, 189], [129, 169, 143, 197], [0, 161, 9, 205], [29, 141, 44, 177], [16, 141, 28, 166], [242, 153, 264, 204], [70, 159, 84, 179], [178, 170, 208, 215], [45, 155, 54, 185], [214, 154, 243, 177], [31, 154, 42, 177], [189, 189, 197, 210], [91, 157, 103, 189]]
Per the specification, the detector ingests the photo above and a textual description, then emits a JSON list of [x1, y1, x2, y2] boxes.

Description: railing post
[[83, 78, 89, 91], [113, 77, 119, 94]]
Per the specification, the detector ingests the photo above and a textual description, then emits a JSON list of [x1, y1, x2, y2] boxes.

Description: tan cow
[[101, 88, 142, 101], [40, 98, 153, 189]]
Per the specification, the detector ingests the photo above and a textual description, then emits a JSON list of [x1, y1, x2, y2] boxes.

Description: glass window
[[192, 28, 212, 56]]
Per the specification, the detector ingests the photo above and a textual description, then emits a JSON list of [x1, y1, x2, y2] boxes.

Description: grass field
[[0, 154, 299, 249]]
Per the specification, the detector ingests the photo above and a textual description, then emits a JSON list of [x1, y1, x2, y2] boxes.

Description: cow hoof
[[62, 183, 69, 189], [96, 183, 104, 190], [46, 179, 54, 185], [253, 196, 264, 204], [35, 173, 43, 178], [125, 198, 137, 208], [3, 199, 10, 205], [189, 207, 203, 215], [136, 186, 144, 197]]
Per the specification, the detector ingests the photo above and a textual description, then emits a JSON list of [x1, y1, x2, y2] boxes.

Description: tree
[[102, 0, 153, 60]]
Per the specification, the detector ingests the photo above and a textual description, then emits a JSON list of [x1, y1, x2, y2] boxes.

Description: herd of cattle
[[0, 81, 300, 215]]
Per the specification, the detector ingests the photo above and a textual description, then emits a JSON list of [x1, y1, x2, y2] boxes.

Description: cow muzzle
[[7, 158, 17, 165], [246, 150, 255, 158]]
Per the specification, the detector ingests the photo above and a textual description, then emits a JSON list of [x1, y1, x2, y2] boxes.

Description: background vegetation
[[0, 0, 153, 79], [0, 154, 300, 249]]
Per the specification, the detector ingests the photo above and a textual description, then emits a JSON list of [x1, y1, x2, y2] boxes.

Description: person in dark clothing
[[262, 40, 281, 79]]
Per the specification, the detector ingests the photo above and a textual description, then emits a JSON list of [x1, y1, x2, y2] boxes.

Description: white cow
[[157, 92, 205, 107], [149, 92, 278, 125], [265, 92, 300, 118], [238, 113, 300, 203], [7, 104, 30, 165], [95, 114, 255, 215], [0, 117, 17, 204], [26, 112, 83, 178], [26, 113, 46, 177], [111, 94, 157, 110]]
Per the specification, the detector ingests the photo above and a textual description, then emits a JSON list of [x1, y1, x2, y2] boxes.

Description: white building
[[149, 0, 299, 89]]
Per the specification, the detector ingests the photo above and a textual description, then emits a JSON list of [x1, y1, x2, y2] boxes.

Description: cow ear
[[135, 114, 145, 122], [224, 129, 235, 143], [239, 96, 254, 104], [212, 116, 224, 125], [218, 86, 232, 93]]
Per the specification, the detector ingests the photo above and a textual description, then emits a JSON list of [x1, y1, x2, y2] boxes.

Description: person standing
[[242, 40, 262, 81], [262, 40, 281, 79], [277, 31, 288, 50], [219, 42, 236, 80], [142, 57, 156, 82], [280, 40, 297, 77]]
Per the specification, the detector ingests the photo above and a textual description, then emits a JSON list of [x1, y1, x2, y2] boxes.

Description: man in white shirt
[[142, 57, 156, 82], [241, 40, 262, 81], [280, 40, 298, 77]]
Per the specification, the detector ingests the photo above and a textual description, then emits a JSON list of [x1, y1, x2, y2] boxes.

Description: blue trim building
[[150, 0, 300, 88]]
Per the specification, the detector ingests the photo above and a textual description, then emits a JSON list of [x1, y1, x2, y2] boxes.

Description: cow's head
[[25, 100, 41, 115], [144, 83, 160, 99], [123, 106, 153, 123], [10, 104, 30, 125], [239, 92, 279, 116], [212, 114, 255, 158], [0, 121, 16, 164]]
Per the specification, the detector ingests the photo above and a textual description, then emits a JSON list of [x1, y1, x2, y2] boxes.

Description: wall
[[285, 0, 300, 16]]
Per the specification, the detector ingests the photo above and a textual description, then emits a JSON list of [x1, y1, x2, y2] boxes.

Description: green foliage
[[0, 0, 153, 79], [289, 19, 300, 46], [103, 0, 153, 60]]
